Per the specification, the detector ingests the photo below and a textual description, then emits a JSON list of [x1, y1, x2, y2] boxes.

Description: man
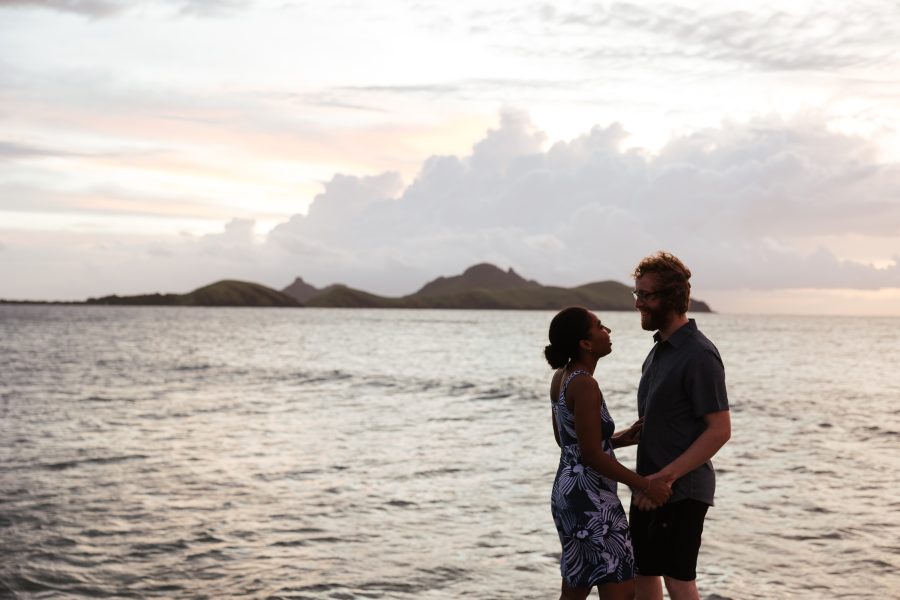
[[629, 251, 731, 600]]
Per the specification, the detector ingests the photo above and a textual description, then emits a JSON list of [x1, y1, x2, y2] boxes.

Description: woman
[[546, 306, 671, 600]]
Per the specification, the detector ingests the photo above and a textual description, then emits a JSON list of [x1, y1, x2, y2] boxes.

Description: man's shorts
[[629, 498, 710, 581]]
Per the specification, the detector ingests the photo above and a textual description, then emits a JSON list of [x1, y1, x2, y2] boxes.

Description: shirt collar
[[653, 318, 697, 347]]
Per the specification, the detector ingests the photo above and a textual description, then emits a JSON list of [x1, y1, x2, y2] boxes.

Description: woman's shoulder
[[565, 370, 598, 391], [561, 369, 598, 397]]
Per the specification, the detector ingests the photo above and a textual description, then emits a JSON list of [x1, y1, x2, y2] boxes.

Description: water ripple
[[1, 306, 898, 599]]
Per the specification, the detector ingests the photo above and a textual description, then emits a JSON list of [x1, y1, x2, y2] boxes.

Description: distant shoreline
[[1, 263, 713, 312], [0, 300, 651, 312], [1, 299, 83, 305]]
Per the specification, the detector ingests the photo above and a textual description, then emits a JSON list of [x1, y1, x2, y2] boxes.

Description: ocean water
[[1, 305, 898, 599]]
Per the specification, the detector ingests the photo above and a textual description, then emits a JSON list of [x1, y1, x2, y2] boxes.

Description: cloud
[[533, 2, 899, 72], [0, 181, 248, 220], [2, 110, 898, 302], [172, 0, 245, 18], [0, 0, 247, 18], [0, 140, 72, 159], [196, 218, 259, 260], [260, 109, 900, 293], [0, 0, 121, 17], [201, 217, 255, 245]]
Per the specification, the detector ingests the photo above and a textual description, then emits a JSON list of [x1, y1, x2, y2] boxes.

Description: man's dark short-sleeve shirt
[[636, 319, 729, 506]]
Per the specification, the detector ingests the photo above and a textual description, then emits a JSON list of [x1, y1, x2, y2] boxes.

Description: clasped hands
[[633, 471, 673, 511]]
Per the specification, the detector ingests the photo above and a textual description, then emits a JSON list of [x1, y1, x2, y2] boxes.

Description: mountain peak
[[414, 263, 540, 297], [282, 277, 321, 303], [461, 263, 520, 277]]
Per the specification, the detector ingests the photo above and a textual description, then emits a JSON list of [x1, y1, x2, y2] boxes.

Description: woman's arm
[[551, 408, 561, 447], [569, 377, 670, 505]]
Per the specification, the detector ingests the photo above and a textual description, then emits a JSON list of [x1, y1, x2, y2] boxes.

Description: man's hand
[[613, 418, 643, 448], [633, 471, 674, 510], [632, 490, 656, 511]]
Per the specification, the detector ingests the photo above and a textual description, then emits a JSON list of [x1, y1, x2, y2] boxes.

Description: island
[[5, 263, 712, 311]]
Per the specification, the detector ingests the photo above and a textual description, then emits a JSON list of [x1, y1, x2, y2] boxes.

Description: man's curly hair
[[632, 251, 692, 314]]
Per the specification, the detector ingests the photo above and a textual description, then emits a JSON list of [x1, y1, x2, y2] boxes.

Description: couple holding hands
[[546, 252, 731, 600]]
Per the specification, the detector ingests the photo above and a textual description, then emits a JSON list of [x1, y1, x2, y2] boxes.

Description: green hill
[[75, 264, 713, 311], [397, 281, 627, 310], [303, 285, 404, 308], [296, 264, 712, 311], [86, 280, 300, 307], [182, 280, 300, 306], [414, 263, 541, 296]]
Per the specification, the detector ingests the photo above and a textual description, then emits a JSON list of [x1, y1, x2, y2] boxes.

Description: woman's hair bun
[[544, 343, 569, 369]]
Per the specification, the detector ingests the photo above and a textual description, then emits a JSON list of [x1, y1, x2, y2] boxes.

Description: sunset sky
[[2, 0, 899, 315]]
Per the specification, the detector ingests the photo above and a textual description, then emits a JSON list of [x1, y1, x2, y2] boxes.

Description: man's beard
[[640, 304, 668, 332]]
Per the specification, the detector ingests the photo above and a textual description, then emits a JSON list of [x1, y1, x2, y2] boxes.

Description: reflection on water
[[1, 306, 898, 598]]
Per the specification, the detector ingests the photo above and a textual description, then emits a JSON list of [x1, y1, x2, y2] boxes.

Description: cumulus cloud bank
[[262, 110, 899, 294], [2, 111, 898, 301]]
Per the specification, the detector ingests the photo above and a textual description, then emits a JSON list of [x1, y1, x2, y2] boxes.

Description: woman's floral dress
[[551, 369, 635, 587]]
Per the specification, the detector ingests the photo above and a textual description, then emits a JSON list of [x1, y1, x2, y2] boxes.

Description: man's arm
[[656, 410, 731, 482]]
